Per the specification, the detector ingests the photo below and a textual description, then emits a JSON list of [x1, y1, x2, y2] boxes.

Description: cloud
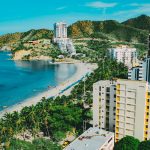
[[112, 3, 150, 20], [86, 1, 117, 8], [56, 6, 66, 10]]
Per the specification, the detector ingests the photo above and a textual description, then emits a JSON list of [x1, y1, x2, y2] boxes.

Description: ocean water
[[0, 51, 77, 110]]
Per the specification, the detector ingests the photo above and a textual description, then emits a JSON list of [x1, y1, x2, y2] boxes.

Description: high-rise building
[[93, 80, 116, 132], [115, 79, 150, 142], [109, 45, 137, 68], [128, 35, 150, 83], [129, 60, 150, 83], [64, 127, 114, 150], [54, 22, 67, 39], [139, 58, 150, 83], [128, 66, 140, 80], [53, 22, 76, 54]]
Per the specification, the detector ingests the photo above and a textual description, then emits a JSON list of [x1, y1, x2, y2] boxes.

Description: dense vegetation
[[6, 138, 61, 150], [114, 136, 150, 150], [122, 15, 150, 32], [68, 20, 148, 43], [0, 29, 53, 47], [0, 56, 128, 149], [0, 15, 149, 49]]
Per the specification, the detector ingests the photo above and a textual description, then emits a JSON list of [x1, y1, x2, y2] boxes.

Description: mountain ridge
[[122, 14, 150, 32], [0, 15, 150, 48]]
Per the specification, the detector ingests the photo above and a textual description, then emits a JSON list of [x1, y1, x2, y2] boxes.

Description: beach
[[0, 63, 97, 118]]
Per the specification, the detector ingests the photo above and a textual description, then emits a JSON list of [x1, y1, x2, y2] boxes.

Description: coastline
[[0, 63, 97, 118]]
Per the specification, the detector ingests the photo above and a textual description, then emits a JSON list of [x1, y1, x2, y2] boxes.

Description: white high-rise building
[[93, 80, 116, 132], [53, 22, 76, 54], [54, 22, 67, 39], [115, 79, 150, 142], [109, 45, 137, 68]]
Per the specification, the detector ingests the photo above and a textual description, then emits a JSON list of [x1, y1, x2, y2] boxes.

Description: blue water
[[0, 51, 77, 110]]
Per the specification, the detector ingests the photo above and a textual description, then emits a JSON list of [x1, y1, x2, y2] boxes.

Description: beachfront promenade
[[0, 63, 97, 118]]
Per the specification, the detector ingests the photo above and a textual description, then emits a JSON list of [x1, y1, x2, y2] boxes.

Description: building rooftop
[[93, 80, 116, 86], [64, 127, 114, 150]]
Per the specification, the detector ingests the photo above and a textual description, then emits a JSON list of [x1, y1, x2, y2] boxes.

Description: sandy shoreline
[[0, 63, 97, 118]]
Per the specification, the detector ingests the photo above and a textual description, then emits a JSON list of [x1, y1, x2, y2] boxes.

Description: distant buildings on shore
[[53, 22, 76, 55], [109, 45, 138, 68]]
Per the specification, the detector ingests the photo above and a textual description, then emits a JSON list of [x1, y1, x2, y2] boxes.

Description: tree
[[32, 138, 61, 150], [138, 140, 150, 150], [7, 139, 34, 150], [114, 136, 140, 150]]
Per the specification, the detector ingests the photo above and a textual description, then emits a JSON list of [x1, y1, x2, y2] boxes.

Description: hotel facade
[[115, 79, 150, 142], [93, 80, 116, 132], [53, 22, 76, 54], [93, 79, 150, 142], [109, 45, 137, 68]]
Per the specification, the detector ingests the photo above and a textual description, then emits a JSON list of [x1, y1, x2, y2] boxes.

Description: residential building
[[109, 45, 138, 68], [53, 22, 76, 54], [128, 57, 150, 84], [64, 127, 114, 150], [93, 80, 116, 132], [54, 22, 67, 39], [128, 34, 150, 83], [140, 58, 150, 84], [128, 66, 140, 80], [115, 79, 150, 142]]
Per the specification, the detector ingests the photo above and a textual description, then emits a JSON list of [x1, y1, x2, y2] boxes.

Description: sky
[[0, 0, 150, 35]]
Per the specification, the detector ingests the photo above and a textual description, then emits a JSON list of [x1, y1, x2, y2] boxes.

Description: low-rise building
[[64, 127, 114, 150]]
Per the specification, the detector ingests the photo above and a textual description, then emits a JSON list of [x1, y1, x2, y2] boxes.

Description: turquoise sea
[[0, 51, 77, 111]]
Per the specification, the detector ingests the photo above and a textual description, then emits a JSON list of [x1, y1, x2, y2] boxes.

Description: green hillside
[[0, 29, 53, 47], [122, 15, 150, 32], [68, 20, 148, 43], [0, 15, 150, 49]]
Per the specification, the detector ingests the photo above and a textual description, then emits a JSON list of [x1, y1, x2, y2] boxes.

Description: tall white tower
[[54, 22, 67, 39]]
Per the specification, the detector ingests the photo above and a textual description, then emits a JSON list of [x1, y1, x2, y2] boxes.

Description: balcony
[[116, 116, 119, 121], [116, 90, 120, 95], [116, 127, 119, 133], [116, 96, 120, 102], [116, 103, 120, 108], [117, 84, 120, 90]]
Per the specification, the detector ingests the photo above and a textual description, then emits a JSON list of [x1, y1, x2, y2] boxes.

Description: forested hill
[[122, 15, 150, 32], [68, 20, 148, 43], [0, 15, 150, 48], [0, 29, 53, 47]]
